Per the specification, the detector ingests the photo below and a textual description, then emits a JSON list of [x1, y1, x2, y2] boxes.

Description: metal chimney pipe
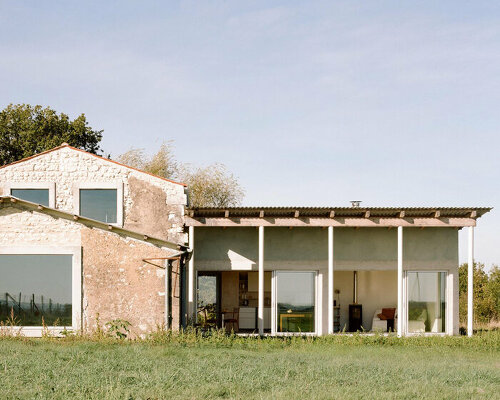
[[353, 271, 358, 304]]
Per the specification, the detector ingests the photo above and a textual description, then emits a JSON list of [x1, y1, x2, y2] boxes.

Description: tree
[[0, 104, 103, 166], [117, 141, 178, 180], [458, 262, 500, 324], [118, 143, 245, 207], [181, 163, 244, 208]]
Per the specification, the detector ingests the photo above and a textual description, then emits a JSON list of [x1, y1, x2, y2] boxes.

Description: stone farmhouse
[[0, 144, 491, 337]]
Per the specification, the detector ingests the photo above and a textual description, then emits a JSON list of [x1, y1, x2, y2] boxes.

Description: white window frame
[[5, 182, 56, 209], [404, 270, 449, 336], [271, 270, 318, 336], [73, 182, 124, 227], [0, 245, 82, 337]]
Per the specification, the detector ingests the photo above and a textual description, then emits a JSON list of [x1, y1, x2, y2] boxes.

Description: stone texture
[[81, 227, 180, 336], [0, 146, 187, 244]]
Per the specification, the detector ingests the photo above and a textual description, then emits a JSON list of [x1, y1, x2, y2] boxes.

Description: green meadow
[[0, 331, 498, 400]]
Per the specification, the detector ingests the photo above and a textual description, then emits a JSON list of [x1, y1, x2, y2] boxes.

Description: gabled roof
[[0, 143, 187, 187], [0, 195, 183, 250]]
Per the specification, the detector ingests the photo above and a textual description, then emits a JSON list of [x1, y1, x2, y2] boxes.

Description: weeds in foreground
[[0, 324, 498, 352]]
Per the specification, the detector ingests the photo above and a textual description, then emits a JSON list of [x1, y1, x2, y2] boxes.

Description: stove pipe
[[353, 270, 358, 304]]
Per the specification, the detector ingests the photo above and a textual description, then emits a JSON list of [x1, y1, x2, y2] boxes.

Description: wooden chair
[[223, 308, 239, 333]]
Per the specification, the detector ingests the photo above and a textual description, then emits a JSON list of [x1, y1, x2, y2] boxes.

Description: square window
[[79, 189, 117, 223], [11, 189, 50, 207]]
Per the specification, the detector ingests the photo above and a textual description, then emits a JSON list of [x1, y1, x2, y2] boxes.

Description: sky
[[1, 1, 499, 268]]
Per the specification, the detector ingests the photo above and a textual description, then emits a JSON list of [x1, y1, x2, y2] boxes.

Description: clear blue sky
[[1, 1, 498, 268]]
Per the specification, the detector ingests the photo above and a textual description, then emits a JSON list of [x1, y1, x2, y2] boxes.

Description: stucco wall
[[193, 227, 458, 270], [0, 146, 187, 243], [81, 228, 179, 336]]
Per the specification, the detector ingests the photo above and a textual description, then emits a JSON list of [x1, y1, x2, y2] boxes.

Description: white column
[[468, 226, 474, 337], [188, 225, 195, 323], [397, 226, 403, 337], [328, 226, 334, 334], [258, 226, 264, 335]]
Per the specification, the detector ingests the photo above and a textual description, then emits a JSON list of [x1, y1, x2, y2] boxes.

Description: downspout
[[143, 248, 191, 330]]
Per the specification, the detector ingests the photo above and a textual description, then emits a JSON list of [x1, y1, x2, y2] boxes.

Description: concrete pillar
[[397, 226, 403, 337], [258, 226, 264, 335], [468, 226, 474, 337], [328, 226, 334, 334], [188, 225, 195, 323]]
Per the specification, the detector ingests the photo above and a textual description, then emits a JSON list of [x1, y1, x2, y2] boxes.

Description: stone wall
[[0, 146, 187, 244], [0, 206, 81, 246], [0, 205, 181, 335], [81, 227, 180, 336]]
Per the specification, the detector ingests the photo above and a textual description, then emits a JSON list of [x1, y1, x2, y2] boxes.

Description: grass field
[[0, 332, 498, 400]]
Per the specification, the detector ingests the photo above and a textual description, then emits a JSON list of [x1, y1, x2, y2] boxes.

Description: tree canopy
[[0, 104, 103, 166], [118, 142, 244, 207], [459, 262, 500, 324]]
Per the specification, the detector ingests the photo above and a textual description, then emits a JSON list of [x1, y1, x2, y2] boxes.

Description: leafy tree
[[118, 141, 178, 180], [0, 104, 103, 166], [180, 163, 244, 208], [118, 142, 244, 207], [459, 262, 500, 324]]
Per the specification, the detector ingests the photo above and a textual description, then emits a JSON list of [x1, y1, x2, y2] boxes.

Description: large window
[[10, 189, 50, 206], [275, 271, 316, 333], [407, 271, 446, 333], [79, 189, 117, 223], [0, 255, 73, 326]]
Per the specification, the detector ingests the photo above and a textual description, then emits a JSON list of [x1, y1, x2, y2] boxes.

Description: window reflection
[[0, 255, 72, 326], [11, 189, 49, 207], [407, 271, 446, 333], [79, 189, 117, 223], [276, 271, 316, 333]]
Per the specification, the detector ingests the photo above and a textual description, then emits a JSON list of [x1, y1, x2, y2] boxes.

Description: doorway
[[197, 272, 221, 328]]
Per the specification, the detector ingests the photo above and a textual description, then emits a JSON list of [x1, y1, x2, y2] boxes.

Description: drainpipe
[[143, 249, 188, 330]]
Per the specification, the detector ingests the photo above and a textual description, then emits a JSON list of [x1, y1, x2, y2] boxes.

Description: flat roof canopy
[[185, 206, 492, 227]]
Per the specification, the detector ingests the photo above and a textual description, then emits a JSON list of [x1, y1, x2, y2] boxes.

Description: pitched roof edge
[[0, 144, 187, 187], [0, 196, 183, 251]]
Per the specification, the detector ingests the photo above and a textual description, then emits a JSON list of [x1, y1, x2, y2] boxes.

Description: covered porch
[[185, 206, 490, 336]]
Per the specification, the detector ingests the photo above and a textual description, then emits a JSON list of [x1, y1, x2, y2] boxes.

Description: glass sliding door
[[275, 271, 316, 333], [407, 271, 446, 333]]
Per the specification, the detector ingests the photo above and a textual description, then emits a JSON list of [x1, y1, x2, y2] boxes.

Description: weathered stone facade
[[0, 145, 187, 243], [0, 145, 187, 336], [0, 203, 181, 336]]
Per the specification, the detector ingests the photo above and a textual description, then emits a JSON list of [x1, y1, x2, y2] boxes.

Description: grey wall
[[194, 227, 458, 271]]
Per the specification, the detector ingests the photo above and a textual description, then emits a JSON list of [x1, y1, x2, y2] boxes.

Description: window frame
[[271, 270, 318, 336], [73, 182, 124, 227], [5, 182, 56, 208], [0, 246, 82, 337], [404, 270, 450, 336]]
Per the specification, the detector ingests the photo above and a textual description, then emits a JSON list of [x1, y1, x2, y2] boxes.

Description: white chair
[[372, 309, 397, 332]]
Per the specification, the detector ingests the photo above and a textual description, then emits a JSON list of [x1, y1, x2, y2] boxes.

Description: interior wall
[[221, 271, 239, 311], [334, 270, 397, 331]]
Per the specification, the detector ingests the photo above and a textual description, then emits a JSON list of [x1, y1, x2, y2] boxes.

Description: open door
[[197, 272, 222, 328]]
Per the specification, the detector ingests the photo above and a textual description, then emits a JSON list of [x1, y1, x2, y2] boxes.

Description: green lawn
[[0, 333, 498, 399]]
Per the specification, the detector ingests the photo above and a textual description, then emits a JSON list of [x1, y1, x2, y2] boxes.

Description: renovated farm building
[[0, 144, 491, 337]]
